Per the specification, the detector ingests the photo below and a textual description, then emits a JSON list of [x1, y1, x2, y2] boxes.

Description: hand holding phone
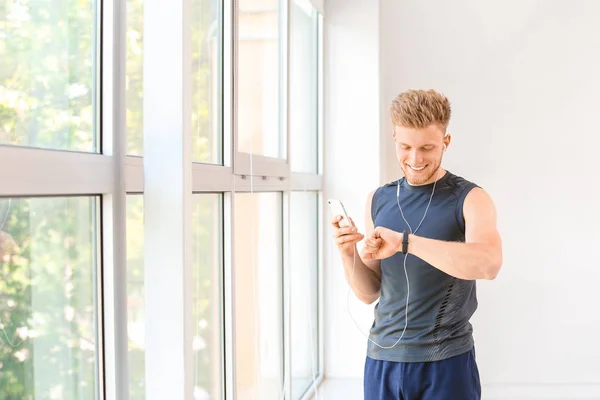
[[327, 199, 351, 227], [328, 199, 364, 255]]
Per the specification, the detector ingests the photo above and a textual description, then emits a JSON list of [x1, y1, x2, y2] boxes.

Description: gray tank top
[[367, 170, 479, 363]]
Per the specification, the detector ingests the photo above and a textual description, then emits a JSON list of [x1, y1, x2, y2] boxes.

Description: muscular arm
[[339, 190, 382, 304], [408, 187, 502, 280], [364, 187, 502, 280]]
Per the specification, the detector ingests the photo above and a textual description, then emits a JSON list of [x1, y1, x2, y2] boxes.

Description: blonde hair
[[390, 89, 451, 130]]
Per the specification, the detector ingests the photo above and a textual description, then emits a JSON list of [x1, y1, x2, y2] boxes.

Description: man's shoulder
[[445, 171, 480, 192], [368, 181, 399, 212], [370, 179, 401, 196]]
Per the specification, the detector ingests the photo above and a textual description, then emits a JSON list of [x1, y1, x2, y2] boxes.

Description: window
[[191, 0, 223, 164], [126, 194, 224, 399], [0, 196, 100, 399], [1, 0, 324, 396], [290, 191, 320, 399], [0, 1, 100, 152], [126, 0, 223, 162], [191, 194, 224, 398], [237, 0, 284, 159], [126, 195, 145, 399], [290, 0, 319, 173], [234, 192, 284, 399], [126, 0, 144, 156]]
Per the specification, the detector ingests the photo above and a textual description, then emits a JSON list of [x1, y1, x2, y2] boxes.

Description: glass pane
[[290, 191, 319, 399], [192, 0, 223, 164], [127, 0, 223, 161], [126, 0, 144, 156], [238, 0, 282, 158], [126, 195, 145, 399], [0, 1, 99, 152], [125, 194, 224, 399], [0, 197, 99, 399], [234, 193, 283, 399], [192, 194, 223, 398], [290, 1, 318, 173]]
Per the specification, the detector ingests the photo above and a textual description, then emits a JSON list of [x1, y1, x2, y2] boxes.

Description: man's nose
[[408, 150, 424, 165]]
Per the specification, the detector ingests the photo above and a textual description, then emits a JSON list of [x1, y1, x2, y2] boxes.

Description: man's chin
[[407, 178, 428, 186], [405, 170, 434, 186]]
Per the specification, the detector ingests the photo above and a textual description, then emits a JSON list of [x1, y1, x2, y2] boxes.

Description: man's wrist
[[396, 231, 410, 254], [341, 245, 358, 260], [397, 232, 414, 254]]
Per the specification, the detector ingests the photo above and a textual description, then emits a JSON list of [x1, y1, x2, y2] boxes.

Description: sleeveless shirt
[[367, 170, 480, 362]]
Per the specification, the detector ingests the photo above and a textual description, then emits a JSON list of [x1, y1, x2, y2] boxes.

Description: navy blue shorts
[[364, 347, 481, 400]]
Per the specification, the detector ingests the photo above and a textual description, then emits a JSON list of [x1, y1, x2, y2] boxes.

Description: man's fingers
[[338, 226, 357, 236], [330, 215, 342, 227], [365, 238, 382, 247], [333, 226, 358, 240], [363, 236, 383, 256], [364, 245, 379, 254], [362, 250, 380, 260], [336, 233, 364, 245], [370, 227, 382, 239]]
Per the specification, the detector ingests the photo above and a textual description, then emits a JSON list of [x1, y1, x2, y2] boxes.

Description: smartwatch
[[401, 230, 409, 254]]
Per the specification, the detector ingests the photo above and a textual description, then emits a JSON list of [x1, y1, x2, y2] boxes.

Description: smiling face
[[393, 124, 451, 186], [390, 89, 453, 185]]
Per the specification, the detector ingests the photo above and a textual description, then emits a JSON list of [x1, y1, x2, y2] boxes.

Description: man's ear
[[443, 134, 452, 149]]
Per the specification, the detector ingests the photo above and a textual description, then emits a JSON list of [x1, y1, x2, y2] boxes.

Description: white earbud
[[443, 144, 447, 151]]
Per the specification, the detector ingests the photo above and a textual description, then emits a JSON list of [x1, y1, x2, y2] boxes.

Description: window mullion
[[0, 147, 113, 196], [143, 0, 194, 398], [100, 0, 129, 397]]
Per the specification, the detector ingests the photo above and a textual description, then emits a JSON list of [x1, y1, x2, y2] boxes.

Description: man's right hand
[[331, 215, 365, 257]]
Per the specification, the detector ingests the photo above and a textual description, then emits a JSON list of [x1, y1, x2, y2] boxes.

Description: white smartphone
[[327, 199, 352, 228]]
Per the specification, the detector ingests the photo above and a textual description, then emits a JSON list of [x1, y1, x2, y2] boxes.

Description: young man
[[331, 89, 502, 399]]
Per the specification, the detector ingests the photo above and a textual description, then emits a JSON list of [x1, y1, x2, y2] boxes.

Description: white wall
[[323, 0, 382, 380], [308, 0, 324, 15], [324, 0, 600, 397], [320, 0, 600, 398]]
